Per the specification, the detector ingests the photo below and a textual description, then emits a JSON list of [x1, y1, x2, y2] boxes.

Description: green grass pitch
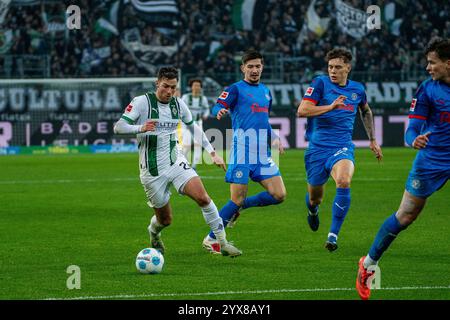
[[0, 148, 448, 300]]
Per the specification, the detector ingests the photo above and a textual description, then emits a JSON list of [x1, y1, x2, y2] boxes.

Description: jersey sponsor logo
[[219, 91, 229, 100], [250, 103, 269, 113], [410, 98, 417, 112], [336, 104, 355, 112], [125, 104, 133, 112], [305, 87, 314, 96], [440, 111, 450, 124]]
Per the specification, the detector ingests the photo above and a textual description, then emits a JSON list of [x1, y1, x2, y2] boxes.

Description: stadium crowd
[[1, 0, 449, 81]]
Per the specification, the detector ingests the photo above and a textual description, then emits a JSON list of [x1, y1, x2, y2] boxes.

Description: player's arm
[[185, 122, 225, 170], [211, 85, 238, 120], [180, 98, 226, 171], [358, 102, 383, 161], [405, 82, 431, 150], [114, 97, 157, 134], [405, 118, 430, 149], [297, 96, 346, 117], [297, 78, 345, 117]]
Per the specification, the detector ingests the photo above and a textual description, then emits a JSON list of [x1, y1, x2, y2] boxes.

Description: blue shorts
[[405, 157, 449, 198], [225, 159, 281, 184], [305, 146, 355, 186]]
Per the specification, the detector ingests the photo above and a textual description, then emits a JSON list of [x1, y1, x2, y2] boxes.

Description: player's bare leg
[[149, 203, 173, 255], [396, 190, 426, 225], [306, 184, 324, 231], [326, 159, 354, 251], [259, 176, 287, 203], [183, 177, 242, 257]]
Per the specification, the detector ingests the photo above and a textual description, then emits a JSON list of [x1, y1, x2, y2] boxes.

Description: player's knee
[[196, 194, 211, 207], [159, 216, 172, 226], [396, 211, 419, 227], [272, 190, 286, 203], [309, 196, 322, 206], [335, 177, 351, 188]]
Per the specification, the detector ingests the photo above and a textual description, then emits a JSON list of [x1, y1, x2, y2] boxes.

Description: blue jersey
[[303, 75, 367, 148], [212, 80, 274, 163], [409, 78, 450, 168]]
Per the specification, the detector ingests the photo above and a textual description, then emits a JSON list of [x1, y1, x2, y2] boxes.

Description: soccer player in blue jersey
[[297, 48, 383, 252], [202, 49, 287, 254], [356, 38, 450, 300]]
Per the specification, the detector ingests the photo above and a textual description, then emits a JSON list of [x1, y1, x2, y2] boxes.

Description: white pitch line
[[44, 285, 450, 300], [0, 176, 400, 185]]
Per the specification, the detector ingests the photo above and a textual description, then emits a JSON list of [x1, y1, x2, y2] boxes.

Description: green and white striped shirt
[[120, 92, 194, 176]]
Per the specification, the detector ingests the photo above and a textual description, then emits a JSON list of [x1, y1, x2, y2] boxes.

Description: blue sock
[[305, 192, 318, 214], [368, 212, 406, 261], [329, 188, 351, 236], [242, 191, 280, 209], [208, 200, 240, 239]]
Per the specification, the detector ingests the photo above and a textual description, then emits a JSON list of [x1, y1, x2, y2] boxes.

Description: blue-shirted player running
[[297, 48, 383, 252], [202, 49, 287, 255], [356, 38, 450, 300]]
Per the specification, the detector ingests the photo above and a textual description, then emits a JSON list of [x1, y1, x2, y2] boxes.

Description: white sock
[[363, 255, 378, 269], [148, 215, 165, 239], [201, 200, 227, 246]]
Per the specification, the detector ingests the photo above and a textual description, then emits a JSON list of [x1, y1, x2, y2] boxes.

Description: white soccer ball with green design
[[135, 248, 164, 274]]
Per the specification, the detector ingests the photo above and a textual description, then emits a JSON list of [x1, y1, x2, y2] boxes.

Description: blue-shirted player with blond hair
[[202, 49, 287, 255], [356, 37, 450, 300], [297, 48, 383, 252]]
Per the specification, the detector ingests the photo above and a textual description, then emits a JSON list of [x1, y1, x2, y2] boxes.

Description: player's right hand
[[413, 131, 431, 149], [141, 120, 157, 132], [331, 95, 347, 109], [216, 108, 229, 120]]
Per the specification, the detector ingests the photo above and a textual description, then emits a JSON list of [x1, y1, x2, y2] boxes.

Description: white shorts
[[140, 155, 198, 209]]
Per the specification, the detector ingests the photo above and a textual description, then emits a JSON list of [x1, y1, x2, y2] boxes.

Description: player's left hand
[[369, 140, 383, 162], [210, 152, 226, 171]]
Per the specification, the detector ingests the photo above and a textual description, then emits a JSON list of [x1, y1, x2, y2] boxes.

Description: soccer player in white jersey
[[181, 79, 210, 170], [114, 67, 241, 257]]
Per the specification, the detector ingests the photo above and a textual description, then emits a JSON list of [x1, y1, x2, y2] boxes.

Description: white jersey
[[181, 93, 210, 121], [120, 92, 193, 176]]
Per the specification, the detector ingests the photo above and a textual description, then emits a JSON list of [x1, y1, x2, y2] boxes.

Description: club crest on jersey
[[410, 98, 417, 112], [305, 87, 314, 96], [351, 93, 358, 100], [125, 104, 133, 112], [219, 91, 229, 100], [235, 170, 243, 179]]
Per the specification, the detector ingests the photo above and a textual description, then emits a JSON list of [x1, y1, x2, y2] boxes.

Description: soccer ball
[[135, 248, 164, 274]]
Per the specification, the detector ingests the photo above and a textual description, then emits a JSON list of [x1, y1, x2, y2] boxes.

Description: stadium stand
[[1, 0, 449, 83]]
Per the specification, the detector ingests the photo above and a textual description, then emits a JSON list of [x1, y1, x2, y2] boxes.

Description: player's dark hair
[[189, 78, 202, 87], [157, 67, 178, 81], [326, 48, 353, 64], [425, 37, 450, 60], [241, 49, 264, 65]]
